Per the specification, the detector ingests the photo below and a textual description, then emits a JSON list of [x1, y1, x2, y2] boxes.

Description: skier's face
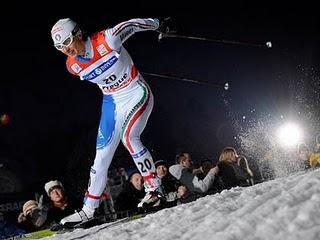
[[59, 35, 85, 57]]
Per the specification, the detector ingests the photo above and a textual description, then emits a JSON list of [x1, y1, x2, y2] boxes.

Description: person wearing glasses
[[50, 17, 170, 227]]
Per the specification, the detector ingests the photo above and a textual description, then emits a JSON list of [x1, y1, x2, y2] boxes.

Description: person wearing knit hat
[[22, 200, 38, 216], [154, 159, 168, 169], [41, 180, 83, 230], [154, 159, 187, 207], [17, 200, 38, 224], [17, 198, 48, 229], [155, 160, 168, 178], [44, 180, 64, 196], [126, 169, 140, 181], [44, 180, 73, 212]]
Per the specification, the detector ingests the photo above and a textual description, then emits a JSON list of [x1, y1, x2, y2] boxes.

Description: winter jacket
[[309, 153, 320, 168], [217, 161, 252, 189], [114, 182, 145, 213], [169, 164, 216, 194]]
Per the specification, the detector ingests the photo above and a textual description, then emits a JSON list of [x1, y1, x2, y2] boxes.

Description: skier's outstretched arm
[[105, 18, 160, 50]]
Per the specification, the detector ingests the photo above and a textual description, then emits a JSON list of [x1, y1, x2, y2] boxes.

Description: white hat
[[44, 180, 63, 195], [51, 18, 78, 45]]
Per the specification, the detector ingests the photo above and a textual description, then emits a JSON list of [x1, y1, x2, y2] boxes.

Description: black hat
[[155, 159, 167, 168], [127, 169, 140, 180]]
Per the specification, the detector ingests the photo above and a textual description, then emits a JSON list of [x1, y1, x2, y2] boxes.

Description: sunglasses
[[54, 33, 74, 50]]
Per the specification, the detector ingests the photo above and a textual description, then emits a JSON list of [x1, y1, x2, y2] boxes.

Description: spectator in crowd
[[154, 159, 183, 206], [44, 180, 82, 228], [155, 160, 179, 193], [196, 159, 225, 195], [196, 159, 214, 180], [169, 152, 219, 197], [155, 159, 197, 205], [237, 155, 254, 185], [97, 182, 117, 222], [175, 184, 198, 205], [117, 167, 129, 182], [217, 147, 254, 189], [309, 134, 320, 168], [17, 197, 48, 232], [114, 171, 146, 215], [108, 167, 128, 187], [297, 142, 312, 169]]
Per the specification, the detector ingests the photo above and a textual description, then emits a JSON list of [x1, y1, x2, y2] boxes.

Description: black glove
[[157, 17, 176, 34], [50, 222, 64, 231], [29, 207, 48, 227], [29, 194, 49, 227]]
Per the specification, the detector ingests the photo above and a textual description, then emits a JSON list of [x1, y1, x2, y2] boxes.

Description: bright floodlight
[[277, 122, 302, 147]]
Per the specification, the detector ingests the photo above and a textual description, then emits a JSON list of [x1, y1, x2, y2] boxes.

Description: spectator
[[155, 160, 179, 193], [175, 185, 198, 205], [17, 197, 48, 232], [237, 155, 254, 185], [297, 142, 312, 169], [97, 183, 117, 222], [309, 134, 320, 168], [197, 159, 225, 195], [196, 159, 214, 180], [169, 152, 218, 196], [217, 147, 254, 189], [154, 160, 181, 206], [44, 180, 82, 228], [114, 171, 145, 215]]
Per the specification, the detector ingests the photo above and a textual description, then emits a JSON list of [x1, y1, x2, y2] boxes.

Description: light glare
[[277, 123, 302, 147]]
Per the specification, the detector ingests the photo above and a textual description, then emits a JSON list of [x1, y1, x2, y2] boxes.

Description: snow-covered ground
[[45, 168, 320, 240]]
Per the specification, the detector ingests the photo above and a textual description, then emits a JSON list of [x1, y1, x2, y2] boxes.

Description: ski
[[19, 228, 57, 239], [17, 211, 153, 239]]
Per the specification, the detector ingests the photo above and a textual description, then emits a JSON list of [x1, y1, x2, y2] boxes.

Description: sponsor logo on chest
[[82, 56, 118, 80], [71, 63, 82, 73], [96, 44, 108, 56]]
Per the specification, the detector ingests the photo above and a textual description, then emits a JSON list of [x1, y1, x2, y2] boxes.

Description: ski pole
[[141, 71, 229, 90], [158, 32, 272, 49]]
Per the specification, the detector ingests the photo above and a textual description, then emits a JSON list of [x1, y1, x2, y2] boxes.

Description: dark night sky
[[1, 2, 319, 191]]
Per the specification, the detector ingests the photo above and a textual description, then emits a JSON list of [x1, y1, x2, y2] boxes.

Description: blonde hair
[[219, 147, 238, 163], [237, 155, 254, 178]]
